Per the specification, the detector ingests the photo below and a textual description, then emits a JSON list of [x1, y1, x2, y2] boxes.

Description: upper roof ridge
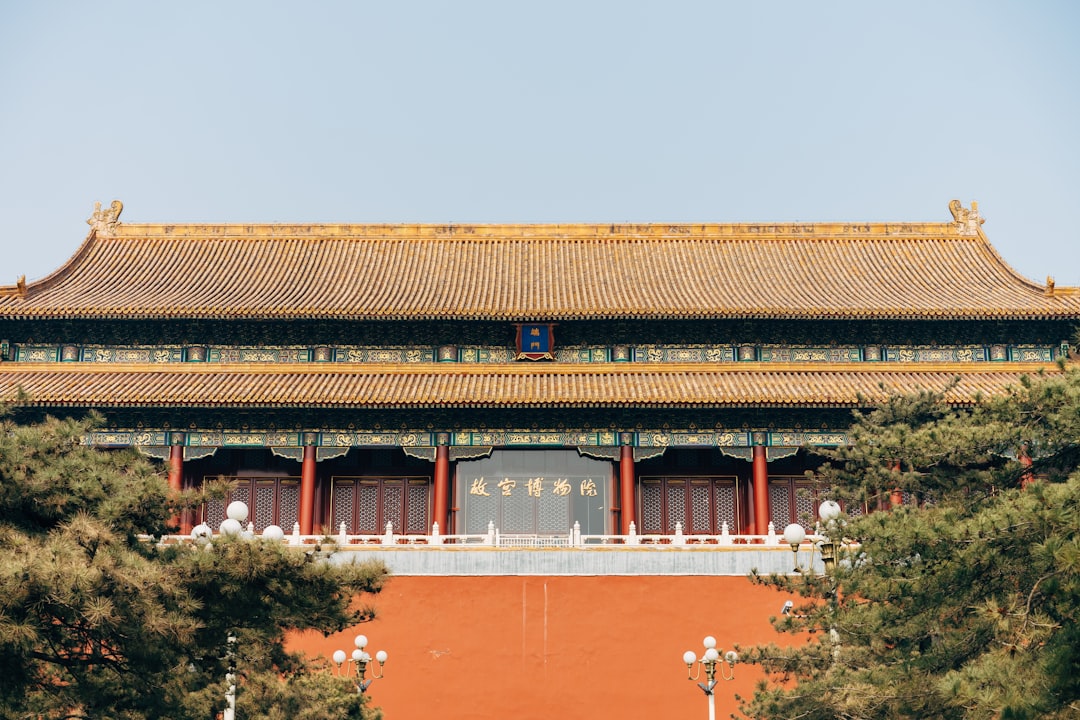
[[2, 200, 1076, 320], [107, 219, 967, 240]]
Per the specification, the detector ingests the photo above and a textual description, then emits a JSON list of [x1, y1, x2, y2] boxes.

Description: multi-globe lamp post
[[332, 634, 388, 693], [682, 635, 738, 720], [188, 501, 388, 717], [781, 499, 845, 664], [782, 499, 843, 572], [190, 500, 273, 720]]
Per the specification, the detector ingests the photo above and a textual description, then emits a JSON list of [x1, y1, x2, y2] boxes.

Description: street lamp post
[[817, 500, 842, 573], [782, 499, 844, 574], [223, 634, 237, 720], [816, 500, 844, 663], [782, 522, 807, 571], [190, 501, 387, 710], [219, 501, 249, 720], [188, 500, 289, 720], [682, 636, 738, 720], [332, 634, 388, 693]]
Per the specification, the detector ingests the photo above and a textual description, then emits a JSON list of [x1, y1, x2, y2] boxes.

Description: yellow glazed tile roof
[[2, 214, 1079, 321], [0, 362, 1063, 409]]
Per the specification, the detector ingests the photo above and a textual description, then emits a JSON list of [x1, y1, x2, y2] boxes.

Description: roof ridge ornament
[[0, 275, 26, 298], [87, 200, 124, 235], [948, 199, 984, 235]]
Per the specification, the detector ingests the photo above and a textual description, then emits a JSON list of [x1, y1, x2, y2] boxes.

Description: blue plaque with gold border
[[514, 323, 555, 361]]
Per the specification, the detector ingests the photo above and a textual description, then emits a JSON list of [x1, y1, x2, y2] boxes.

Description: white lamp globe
[[819, 500, 842, 523], [226, 500, 249, 523], [682, 650, 698, 665], [354, 634, 368, 649], [725, 650, 739, 664], [704, 647, 720, 662], [220, 518, 243, 536], [703, 636, 717, 649], [262, 524, 285, 541], [783, 523, 806, 546], [375, 650, 388, 663], [332, 650, 346, 665], [352, 649, 363, 662], [190, 523, 212, 543]]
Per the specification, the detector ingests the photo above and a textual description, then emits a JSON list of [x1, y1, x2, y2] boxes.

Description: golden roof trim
[[108, 220, 969, 240]]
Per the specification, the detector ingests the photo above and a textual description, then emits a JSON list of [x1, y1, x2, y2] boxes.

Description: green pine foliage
[[741, 365, 1080, 720], [0, 410, 389, 720]]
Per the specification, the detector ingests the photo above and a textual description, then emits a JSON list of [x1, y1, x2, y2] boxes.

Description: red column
[[1020, 445, 1034, 488], [168, 444, 184, 534], [433, 445, 450, 534], [752, 445, 769, 536], [299, 445, 317, 535], [741, 477, 754, 535], [890, 460, 903, 508], [619, 445, 636, 534]]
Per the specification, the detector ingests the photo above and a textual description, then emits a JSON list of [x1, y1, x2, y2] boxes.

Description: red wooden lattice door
[[639, 477, 741, 535], [330, 477, 431, 535], [202, 476, 300, 532]]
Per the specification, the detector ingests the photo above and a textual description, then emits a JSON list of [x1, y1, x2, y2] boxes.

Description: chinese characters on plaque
[[470, 476, 598, 498], [514, 323, 555, 361]]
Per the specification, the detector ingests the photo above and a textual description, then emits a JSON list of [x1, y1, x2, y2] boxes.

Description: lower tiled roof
[[0, 362, 1061, 409]]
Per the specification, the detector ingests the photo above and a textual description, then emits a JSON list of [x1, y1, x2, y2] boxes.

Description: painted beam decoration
[[86, 427, 852, 450], [9, 341, 1068, 365]]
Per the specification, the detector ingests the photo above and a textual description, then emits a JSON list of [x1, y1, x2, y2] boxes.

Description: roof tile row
[[1, 221, 1077, 320], [0, 362, 1059, 408]]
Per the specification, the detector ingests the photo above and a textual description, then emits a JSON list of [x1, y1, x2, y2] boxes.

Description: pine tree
[[0, 411, 389, 720], [740, 365, 1080, 720]]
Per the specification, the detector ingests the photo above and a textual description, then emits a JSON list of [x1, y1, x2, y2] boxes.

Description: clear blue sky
[[2, 1, 1078, 285]]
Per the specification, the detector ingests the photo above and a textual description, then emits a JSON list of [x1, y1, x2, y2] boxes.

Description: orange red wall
[[293, 576, 798, 720]]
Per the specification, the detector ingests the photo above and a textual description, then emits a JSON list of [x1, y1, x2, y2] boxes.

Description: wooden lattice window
[[639, 477, 741, 534], [202, 476, 300, 533], [768, 476, 833, 530], [330, 477, 431, 535]]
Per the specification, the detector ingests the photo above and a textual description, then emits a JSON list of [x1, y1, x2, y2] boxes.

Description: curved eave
[[3, 221, 1079, 322], [0, 361, 1063, 410]]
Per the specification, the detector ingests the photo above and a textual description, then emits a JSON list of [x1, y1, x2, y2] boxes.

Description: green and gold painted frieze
[[85, 427, 849, 449], [9, 341, 1069, 364]]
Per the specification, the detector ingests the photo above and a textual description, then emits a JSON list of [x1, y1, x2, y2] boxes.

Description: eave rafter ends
[[2, 201, 1078, 321]]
